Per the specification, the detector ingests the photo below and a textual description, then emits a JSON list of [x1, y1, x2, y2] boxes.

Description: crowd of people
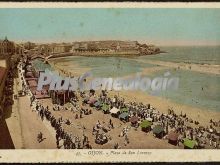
[[18, 59, 92, 149], [95, 90, 220, 149]]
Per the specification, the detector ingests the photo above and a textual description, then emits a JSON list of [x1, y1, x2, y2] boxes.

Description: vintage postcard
[[0, 2, 220, 163]]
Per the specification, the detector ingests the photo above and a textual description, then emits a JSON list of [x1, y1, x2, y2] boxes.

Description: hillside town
[[16, 40, 162, 58]]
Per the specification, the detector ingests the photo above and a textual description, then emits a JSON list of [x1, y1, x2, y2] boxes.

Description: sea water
[[149, 68, 220, 112], [139, 46, 220, 65], [51, 56, 156, 77], [34, 46, 220, 111]]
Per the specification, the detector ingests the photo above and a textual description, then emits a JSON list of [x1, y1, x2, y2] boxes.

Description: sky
[[0, 8, 220, 46]]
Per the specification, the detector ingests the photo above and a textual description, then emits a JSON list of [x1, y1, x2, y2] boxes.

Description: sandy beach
[[109, 90, 220, 128], [136, 59, 220, 75], [49, 60, 91, 77], [49, 58, 220, 128], [39, 98, 179, 149]]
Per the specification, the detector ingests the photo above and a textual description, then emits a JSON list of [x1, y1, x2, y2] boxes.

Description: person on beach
[[124, 134, 129, 146], [37, 132, 43, 143]]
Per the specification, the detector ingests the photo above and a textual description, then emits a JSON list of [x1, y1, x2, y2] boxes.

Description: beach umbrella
[[119, 112, 129, 120], [168, 131, 179, 141], [130, 116, 139, 124], [153, 125, 164, 134], [120, 107, 128, 113], [183, 138, 197, 149], [140, 120, 152, 128], [110, 107, 119, 114]]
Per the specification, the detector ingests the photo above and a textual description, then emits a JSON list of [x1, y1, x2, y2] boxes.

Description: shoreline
[[136, 59, 220, 75], [48, 66, 220, 128], [47, 51, 162, 60]]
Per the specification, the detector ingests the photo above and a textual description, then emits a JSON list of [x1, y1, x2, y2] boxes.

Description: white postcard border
[[0, 2, 220, 163]]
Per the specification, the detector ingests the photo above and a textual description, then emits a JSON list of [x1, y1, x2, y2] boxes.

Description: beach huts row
[[84, 97, 199, 149]]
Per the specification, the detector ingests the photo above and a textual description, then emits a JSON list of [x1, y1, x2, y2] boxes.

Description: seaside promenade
[[1, 63, 56, 149]]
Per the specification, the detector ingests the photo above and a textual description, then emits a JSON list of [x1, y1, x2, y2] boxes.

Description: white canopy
[[146, 117, 153, 122], [110, 107, 119, 114]]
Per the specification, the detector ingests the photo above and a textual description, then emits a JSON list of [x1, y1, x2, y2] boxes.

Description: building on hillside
[[50, 44, 72, 54], [72, 42, 88, 52], [23, 42, 36, 50], [37, 44, 52, 56], [14, 44, 24, 55], [0, 37, 15, 56], [117, 41, 139, 51]]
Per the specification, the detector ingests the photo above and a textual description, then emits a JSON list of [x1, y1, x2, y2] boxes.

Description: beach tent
[[153, 125, 164, 134], [102, 104, 109, 113], [146, 117, 153, 122], [140, 120, 152, 132], [120, 107, 129, 113], [153, 125, 164, 138], [168, 131, 179, 141], [140, 120, 152, 128], [88, 97, 97, 105], [119, 112, 129, 121], [130, 116, 139, 124], [183, 138, 197, 149], [168, 131, 179, 145], [94, 101, 101, 108], [110, 107, 119, 114]]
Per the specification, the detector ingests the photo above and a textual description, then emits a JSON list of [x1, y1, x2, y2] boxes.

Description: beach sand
[[39, 97, 180, 149], [49, 60, 91, 77], [136, 59, 220, 75]]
